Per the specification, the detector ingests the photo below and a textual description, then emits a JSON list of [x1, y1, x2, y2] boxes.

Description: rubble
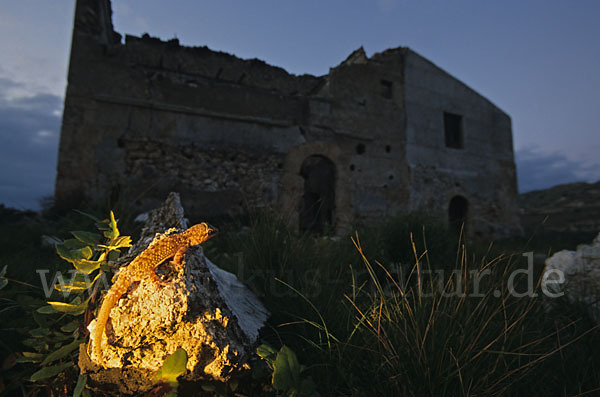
[[543, 232, 600, 322]]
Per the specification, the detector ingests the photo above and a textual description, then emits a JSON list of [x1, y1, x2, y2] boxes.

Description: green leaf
[[272, 346, 301, 391], [48, 301, 83, 313], [23, 351, 45, 359], [257, 343, 277, 363], [113, 235, 132, 248], [30, 328, 50, 338], [107, 250, 121, 262], [17, 352, 45, 363], [103, 211, 120, 240], [29, 361, 73, 382], [100, 235, 132, 251], [47, 296, 90, 315], [71, 231, 102, 246], [72, 258, 101, 275], [0, 264, 6, 278], [74, 247, 93, 261], [60, 321, 80, 333], [60, 238, 88, 250], [153, 348, 188, 385], [41, 338, 82, 366], [110, 211, 119, 231], [37, 305, 57, 314], [0, 279, 7, 290], [17, 356, 43, 363], [55, 244, 75, 263], [49, 331, 71, 342], [73, 373, 87, 397], [55, 271, 93, 293], [95, 219, 111, 231], [55, 281, 88, 294], [22, 338, 47, 349], [56, 240, 93, 264]]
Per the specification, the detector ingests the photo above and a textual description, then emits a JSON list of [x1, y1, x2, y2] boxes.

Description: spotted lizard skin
[[91, 222, 218, 367]]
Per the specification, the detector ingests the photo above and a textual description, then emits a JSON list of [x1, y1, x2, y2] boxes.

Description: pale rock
[[543, 232, 600, 322], [79, 192, 269, 394]]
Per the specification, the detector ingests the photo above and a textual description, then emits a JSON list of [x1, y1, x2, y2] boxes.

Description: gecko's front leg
[[149, 246, 188, 286], [171, 246, 188, 270]]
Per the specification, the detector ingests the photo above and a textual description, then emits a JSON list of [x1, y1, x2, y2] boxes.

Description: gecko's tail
[[91, 273, 131, 368]]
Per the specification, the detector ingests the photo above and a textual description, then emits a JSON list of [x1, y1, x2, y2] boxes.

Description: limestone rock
[[79, 193, 269, 394], [543, 232, 600, 322]]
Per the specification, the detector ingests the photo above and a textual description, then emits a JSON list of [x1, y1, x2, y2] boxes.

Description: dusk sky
[[1, 0, 599, 210]]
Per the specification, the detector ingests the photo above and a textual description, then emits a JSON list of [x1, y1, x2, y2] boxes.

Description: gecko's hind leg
[[149, 271, 172, 286]]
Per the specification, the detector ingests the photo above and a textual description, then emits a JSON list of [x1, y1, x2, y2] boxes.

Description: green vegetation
[[211, 211, 600, 396], [153, 348, 189, 397], [0, 209, 132, 396], [1, 205, 599, 396], [257, 343, 316, 396]]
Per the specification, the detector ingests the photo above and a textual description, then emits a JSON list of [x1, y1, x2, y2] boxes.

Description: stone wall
[[308, 47, 410, 226], [403, 51, 521, 237], [57, 0, 313, 221], [56, 0, 521, 237]]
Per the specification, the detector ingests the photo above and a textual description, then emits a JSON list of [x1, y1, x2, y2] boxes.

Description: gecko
[[90, 222, 218, 368]]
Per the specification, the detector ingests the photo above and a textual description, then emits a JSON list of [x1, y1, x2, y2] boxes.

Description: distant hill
[[519, 181, 600, 235]]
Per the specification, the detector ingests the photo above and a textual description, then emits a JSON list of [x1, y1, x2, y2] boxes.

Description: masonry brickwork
[[55, 0, 522, 237]]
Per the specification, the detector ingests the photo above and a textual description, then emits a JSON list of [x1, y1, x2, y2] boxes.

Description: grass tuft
[[2, 207, 599, 395]]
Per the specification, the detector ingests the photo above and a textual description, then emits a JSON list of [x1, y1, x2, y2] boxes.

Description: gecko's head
[[188, 222, 219, 245]]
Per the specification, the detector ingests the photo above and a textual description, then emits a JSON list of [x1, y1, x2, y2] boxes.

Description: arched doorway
[[299, 155, 335, 233], [448, 195, 469, 235]]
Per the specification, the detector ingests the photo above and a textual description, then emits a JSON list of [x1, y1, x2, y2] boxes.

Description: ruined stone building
[[55, 0, 522, 237]]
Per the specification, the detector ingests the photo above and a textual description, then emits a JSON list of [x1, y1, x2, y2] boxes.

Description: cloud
[[0, 77, 62, 210], [515, 147, 600, 193]]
